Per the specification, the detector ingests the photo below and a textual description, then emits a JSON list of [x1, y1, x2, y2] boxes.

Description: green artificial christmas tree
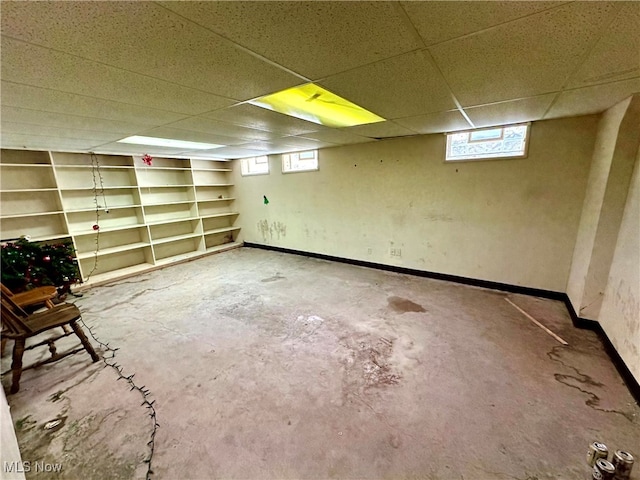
[[1, 237, 81, 293]]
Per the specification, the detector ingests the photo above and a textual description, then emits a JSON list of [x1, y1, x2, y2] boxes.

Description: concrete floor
[[2, 247, 639, 480]]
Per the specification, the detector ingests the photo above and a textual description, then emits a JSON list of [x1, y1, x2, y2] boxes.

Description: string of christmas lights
[[85, 153, 108, 281], [79, 318, 159, 479]]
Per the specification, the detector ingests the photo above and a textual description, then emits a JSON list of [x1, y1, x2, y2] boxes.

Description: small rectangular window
[[446, 123, 529, 162], [282, 150, 318, 173], [240, 155, 269, 176]]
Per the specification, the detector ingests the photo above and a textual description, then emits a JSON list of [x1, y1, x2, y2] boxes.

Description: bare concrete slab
[[3, 248, 639, 479]]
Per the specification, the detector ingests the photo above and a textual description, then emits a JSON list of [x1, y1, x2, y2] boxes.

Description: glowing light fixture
[[249, 83, 385, 128], [117, 135, 223, 150]]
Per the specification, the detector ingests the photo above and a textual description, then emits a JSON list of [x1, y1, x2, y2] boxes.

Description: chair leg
[[70, 321, 99, 363], [10, 338, 25, 394]]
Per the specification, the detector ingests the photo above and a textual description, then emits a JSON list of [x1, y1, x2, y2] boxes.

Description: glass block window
[[282, 150, 318, 173], [446, 124, 530, 162], [240, 155, 269, 176]]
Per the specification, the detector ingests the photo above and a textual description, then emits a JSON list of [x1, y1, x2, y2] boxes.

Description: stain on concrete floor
[[387, 296, 426, 313]]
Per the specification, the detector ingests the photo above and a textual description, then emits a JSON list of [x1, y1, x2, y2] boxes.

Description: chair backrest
[[1, 295, 31, 337], [1, 283, 15, 297]]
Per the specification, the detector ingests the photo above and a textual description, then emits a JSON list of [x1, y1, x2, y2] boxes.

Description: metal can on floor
[[588, 442, 609, 467], [612, 450, 634, 480], [593, 458, 616, 480]]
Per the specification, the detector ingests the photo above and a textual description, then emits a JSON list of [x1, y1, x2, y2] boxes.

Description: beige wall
[[232, 115, 597, 292], [566, 98, 631, 317], [599, 150, 640, 382]]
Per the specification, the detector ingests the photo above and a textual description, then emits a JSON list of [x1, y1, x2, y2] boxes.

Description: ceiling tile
[[135, 126, 249, 146], [239, 137, 337, 152], [195, 146, 269, 159], [429, 2, 618, 106], [566, 3, 640, 88], [341, 121, 419, 139], [463, 94, 557, 128], [1, 1, 303, 101], [158, 1, 422, 79], [202, 104, 321, 136], [1, 81, 188, 126], [401, 1, 565, 46], [1, 106, 149, 135], [1, 37, 234, 115], [166, 117, 285, 142], [89, 142, 197, 157], [545, 77, 640, 119], [394, 110, 471, 134], [319, 49, 456, 120], [1, 122, 124, 143], [296, 129, 374, 146], [0, 133, 103, 151]]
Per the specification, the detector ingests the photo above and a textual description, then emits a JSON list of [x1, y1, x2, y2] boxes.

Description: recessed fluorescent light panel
[[117, 136, 224, 150], [249, 84, 385, 128]]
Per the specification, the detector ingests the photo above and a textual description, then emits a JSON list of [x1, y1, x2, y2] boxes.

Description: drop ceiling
[[1, 1, 638, 159]]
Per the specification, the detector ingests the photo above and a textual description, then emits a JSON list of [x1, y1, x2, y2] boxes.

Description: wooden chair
[[1, 292, 99, 394], [1, 283, 58, 310]]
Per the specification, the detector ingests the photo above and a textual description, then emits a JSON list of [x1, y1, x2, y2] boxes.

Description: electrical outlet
[[390, 248, 402, 257]]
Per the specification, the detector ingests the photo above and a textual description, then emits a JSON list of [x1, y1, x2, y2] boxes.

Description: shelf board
[[147, 217, 200, 226], [65, 204, 143, 213], [152, 232, 202, 245], [205, 241, 243, 253], [1, 210, 64, 219], [53, 165, 134, 169], [195, 184, 233, 187], [197, 197, 235, 203], [200, 212, 239, 219], [71, 223, 147, 236], [191, 168, 232, 172], [154, 249, 205, 266], [0, 188, 58, 193], [203, 226, 241, 235], [142, 200, 195, 207], [80, 262, 155, 287], [27, 233, 72, 242], [58, 185, 138, 191], [138, 184, 192, 188], [0, 163, 53, 168], [77, 242, 150, 260], [135, 166, 191, 171]]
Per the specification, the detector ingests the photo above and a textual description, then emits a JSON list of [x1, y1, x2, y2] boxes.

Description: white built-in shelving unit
[[0, 149, 240, 288]]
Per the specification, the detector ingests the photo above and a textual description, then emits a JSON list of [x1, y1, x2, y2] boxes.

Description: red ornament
[[43, 255, 51, 262], [92, 224, 100, 231], [142, 154, 153, 166]]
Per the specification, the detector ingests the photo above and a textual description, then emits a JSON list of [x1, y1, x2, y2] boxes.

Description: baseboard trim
[[243, 242, 640, 404]]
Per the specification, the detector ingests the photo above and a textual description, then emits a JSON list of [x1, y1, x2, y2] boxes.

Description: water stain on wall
[[257, 220, 288, 242]]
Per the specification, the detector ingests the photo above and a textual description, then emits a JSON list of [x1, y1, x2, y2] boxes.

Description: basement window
[[445, 123, 530, 162], [240, 155, 269, 176], [282, 150, 318, 173]]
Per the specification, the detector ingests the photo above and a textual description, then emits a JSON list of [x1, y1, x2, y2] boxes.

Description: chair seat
[[4, 304, 81, 339]]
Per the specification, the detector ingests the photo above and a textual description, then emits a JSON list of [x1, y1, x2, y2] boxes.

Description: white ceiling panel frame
[[545, 77, 640, 119], [202, 104, 323, 137], [1, 1, 305, 102], [1, 106, 157, 135], [1, 37, 235, 115], [319, 49, 457, 120], [565, 2, 640, 89], [0, 81, 190, 127], [157, 1, 424, 80], [428, 2, 619, 107]]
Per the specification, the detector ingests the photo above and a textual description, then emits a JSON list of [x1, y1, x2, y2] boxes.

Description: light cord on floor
[[79, 318, 159, 479]]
